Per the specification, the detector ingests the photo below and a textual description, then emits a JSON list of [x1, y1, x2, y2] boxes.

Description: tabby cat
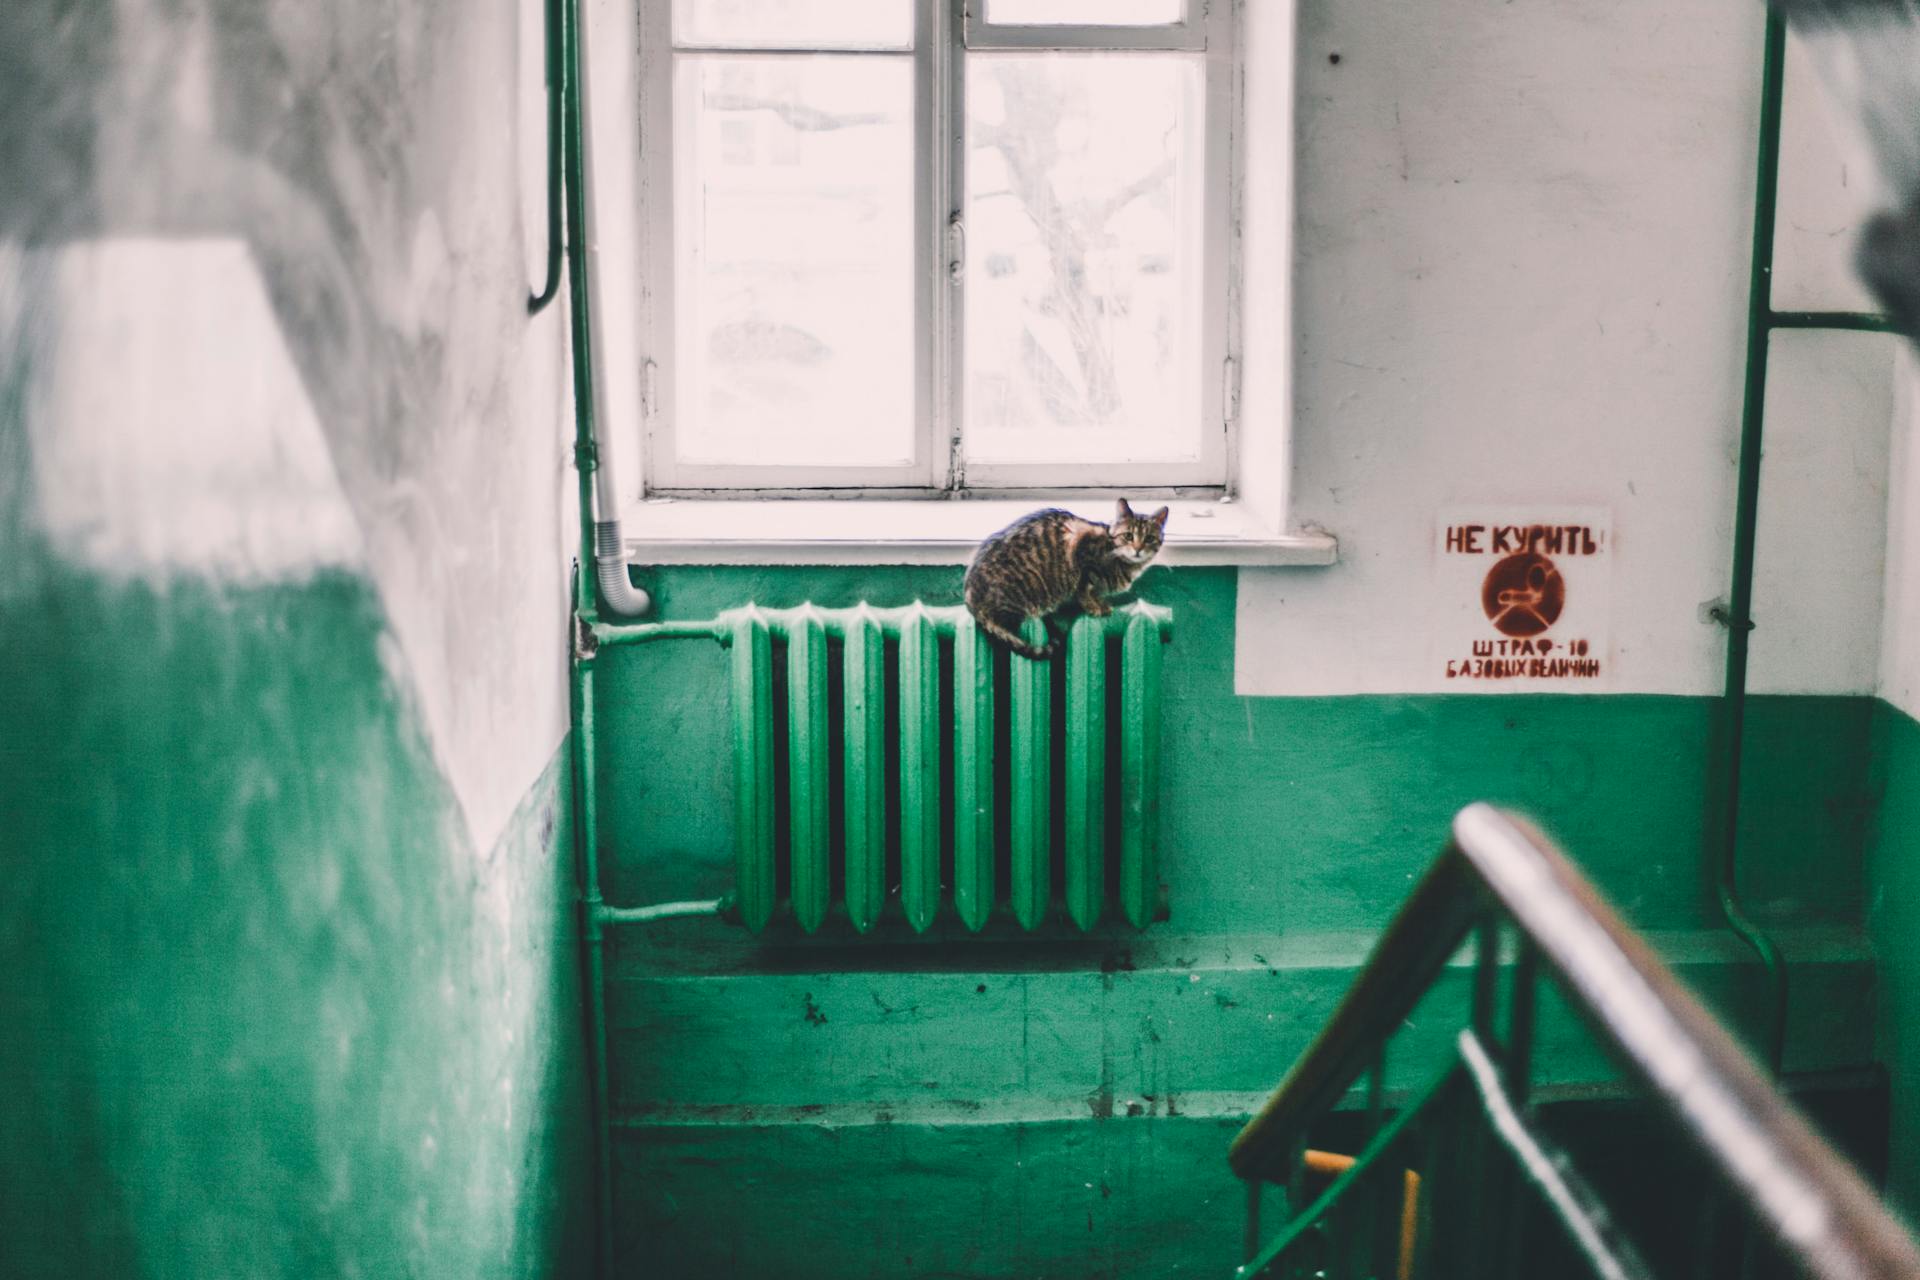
[[964, 500, 1170, 660]]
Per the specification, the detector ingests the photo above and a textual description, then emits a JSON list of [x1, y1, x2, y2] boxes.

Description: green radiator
[[602, 600, 1173, 935]]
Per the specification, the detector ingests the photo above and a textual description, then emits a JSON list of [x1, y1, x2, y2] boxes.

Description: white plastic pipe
[[575, 0, 649, 617]]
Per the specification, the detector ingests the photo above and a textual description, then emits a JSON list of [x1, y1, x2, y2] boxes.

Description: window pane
[[674, 0, 912, 50], [982, 0, 1182, 26], [963, 54, 1205, 466], [674, 56, 915, 468]]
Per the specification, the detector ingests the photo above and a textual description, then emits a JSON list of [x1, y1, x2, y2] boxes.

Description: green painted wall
[[0, 1, 591, 1275], [599, 563, 1881, 1278], [600, 567, 1871, 935], [0, 564, 591, 1279], [1867, 701, 1920, 1218]]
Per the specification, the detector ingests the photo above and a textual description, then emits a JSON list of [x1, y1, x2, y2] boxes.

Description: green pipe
[[1718, 9, 1793, 1075], [597, 897, 728, 926], [555, 0, 615, 1272], [1768, 310, 1905, 332], [590, 618, 727, 647], [528, 0, 563, 315], [567, 621, 614, 1278], [561, 0, 601, 621], [1716, 14, 1904, 1077], [591, 600, 1175, 648]]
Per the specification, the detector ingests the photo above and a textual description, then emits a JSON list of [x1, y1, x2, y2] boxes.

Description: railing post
[[1471, 915, 1500, 1046], [1504, 939, 1538, 1109], [1242, 1179, 1262, 1269], [1365, 1050, 1396, 1280]]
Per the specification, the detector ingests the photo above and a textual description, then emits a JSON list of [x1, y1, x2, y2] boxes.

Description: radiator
[[684, 600, 1174, 935]]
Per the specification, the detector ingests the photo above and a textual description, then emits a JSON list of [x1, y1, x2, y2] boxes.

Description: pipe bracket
[[573, 611, 600, 662], [1707, 604, 1757, 633]]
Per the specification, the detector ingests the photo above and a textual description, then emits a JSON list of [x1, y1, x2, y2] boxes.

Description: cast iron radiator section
[[599, 601, 1173, 934]]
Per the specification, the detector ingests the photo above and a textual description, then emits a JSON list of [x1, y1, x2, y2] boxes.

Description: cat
[[964, 499, 1170, 661]]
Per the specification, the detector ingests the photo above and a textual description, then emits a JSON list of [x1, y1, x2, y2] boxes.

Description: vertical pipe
[[953, 615, 996, 931], [1119, 606, 1163, 929], [787, 608, 829, 933], [561, 0, 599, 625], [1065, 614, 1106, 930], [564, 0, 647, 616], [844, 607, 887, 932], [528, 0, 563, 314], [569, 644, 614, 1279], [562, 0, 605, 580], [558, 0, 613, 1266], [730, 608, 775, 932], [900, 605, 942, 931], [1718, 8, 1790, 1074], [1010, 617, 1052, 929]]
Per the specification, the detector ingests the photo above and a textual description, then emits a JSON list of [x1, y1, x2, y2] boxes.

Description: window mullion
[[924, 0, 964, 492], [639, 0, 675, 493]]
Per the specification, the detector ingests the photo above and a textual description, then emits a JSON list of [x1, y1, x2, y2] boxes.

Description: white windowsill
[[621, 497, 1339, 567]]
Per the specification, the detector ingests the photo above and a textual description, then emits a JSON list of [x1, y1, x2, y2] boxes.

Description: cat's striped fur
[[964, 500, 1170, 660]]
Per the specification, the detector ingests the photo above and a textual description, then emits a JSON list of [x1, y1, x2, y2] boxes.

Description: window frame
[[635, 0, 1239, 497]]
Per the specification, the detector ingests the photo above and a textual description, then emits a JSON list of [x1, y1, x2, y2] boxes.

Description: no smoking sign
[[1435, 507, 1611, 686]]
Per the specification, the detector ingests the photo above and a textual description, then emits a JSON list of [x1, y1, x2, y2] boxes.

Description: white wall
[[1879, 348, 1920, 718], [1, 0, 574, 850], [1237, 0, 1897, 696]]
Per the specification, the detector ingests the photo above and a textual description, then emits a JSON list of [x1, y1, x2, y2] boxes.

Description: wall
[[1870, 346, 1920, 1216], [601, 571, 1880, 1279], [0, 1, 589, 1276], [1238, 2, 1894, 699], [595, 2, 1906, 1276]]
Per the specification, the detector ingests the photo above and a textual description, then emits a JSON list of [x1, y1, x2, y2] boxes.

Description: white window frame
[[635, 0, 1239, 498]]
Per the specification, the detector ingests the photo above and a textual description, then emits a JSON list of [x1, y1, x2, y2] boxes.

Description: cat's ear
[[1150, 506, 1170, 530], [1115, 498, 1134, 523]]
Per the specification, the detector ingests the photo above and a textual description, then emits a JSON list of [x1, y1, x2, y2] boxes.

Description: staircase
[[1229, 804, 1920, 1280]]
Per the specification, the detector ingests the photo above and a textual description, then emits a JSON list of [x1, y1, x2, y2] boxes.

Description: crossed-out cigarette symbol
[[1480, 552, 1564, 638]]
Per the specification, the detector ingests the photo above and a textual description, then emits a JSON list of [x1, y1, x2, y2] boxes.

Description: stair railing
[[1229, 803, 1920, 1280]]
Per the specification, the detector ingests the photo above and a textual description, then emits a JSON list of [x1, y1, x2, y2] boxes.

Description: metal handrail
[[1229, 804, 1920, 1280]]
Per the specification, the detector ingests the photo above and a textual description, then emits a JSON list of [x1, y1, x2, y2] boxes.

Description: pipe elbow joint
[[594, 520, 651, 617]]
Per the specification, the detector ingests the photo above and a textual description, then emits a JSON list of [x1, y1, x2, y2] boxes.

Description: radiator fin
[[899, 606, 942, 933], [1120, 608, 1164, 929], [786, 607, 830, 933], [952, 618, 996, 932], [1065, 613, 1108, 930], [729, 608, 776, 933], [843, 608, 887, 933], [1009, 616, 1053, 932], [708, 602, 1170, 934]]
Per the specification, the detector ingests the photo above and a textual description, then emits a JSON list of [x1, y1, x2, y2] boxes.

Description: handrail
[[1229, 804, 1920, 1280]]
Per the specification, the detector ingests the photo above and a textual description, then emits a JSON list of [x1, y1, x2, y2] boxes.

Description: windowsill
[[621, 497, 1339, 567]]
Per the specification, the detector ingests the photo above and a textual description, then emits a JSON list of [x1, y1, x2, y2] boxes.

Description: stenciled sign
[[1435, 507, 1611, 686]]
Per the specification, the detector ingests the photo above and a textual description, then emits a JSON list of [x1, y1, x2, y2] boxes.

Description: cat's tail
[[974, 612, 1057, 661]]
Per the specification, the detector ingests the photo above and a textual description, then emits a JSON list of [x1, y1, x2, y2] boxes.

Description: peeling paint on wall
[[17, 239, 363, 582], [3, 0, 574, 852], [0, 0, 591, 1274]]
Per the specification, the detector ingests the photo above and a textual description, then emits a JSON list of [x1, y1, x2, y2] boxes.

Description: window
[[636, 0, 1236, 495]]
